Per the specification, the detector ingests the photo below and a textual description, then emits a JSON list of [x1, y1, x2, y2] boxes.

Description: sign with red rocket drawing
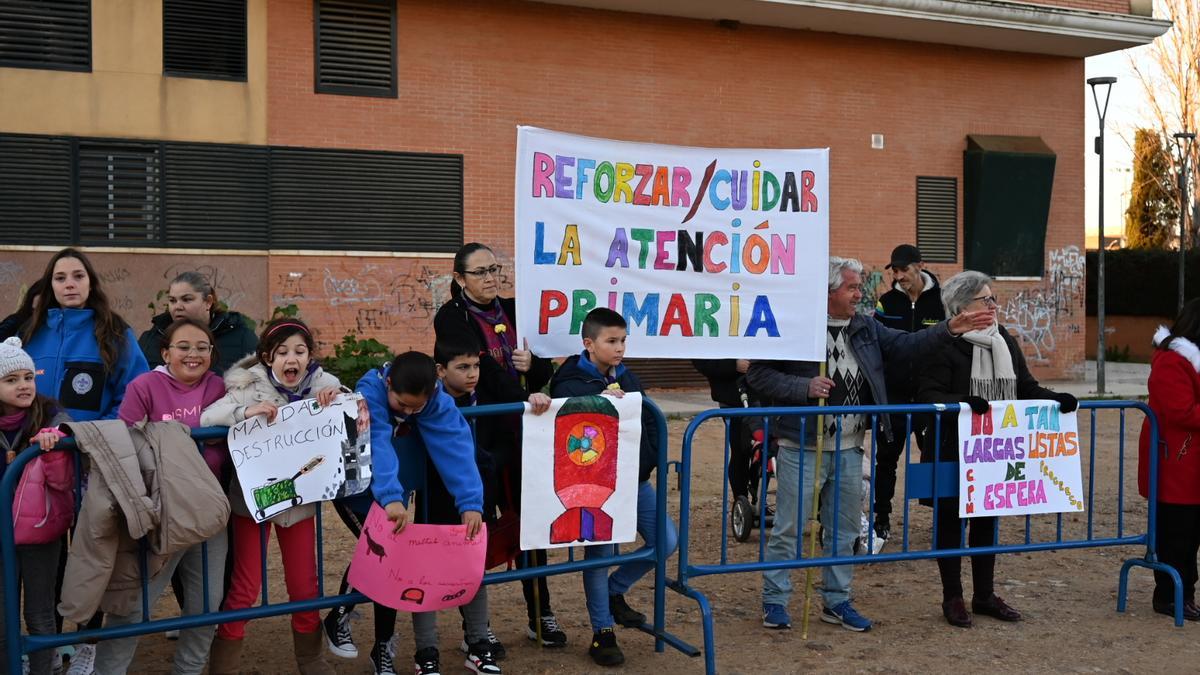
[[520, 393, 643, 550]]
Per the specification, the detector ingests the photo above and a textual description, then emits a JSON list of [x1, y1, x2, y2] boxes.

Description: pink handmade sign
[[347, 503, 487, 611]]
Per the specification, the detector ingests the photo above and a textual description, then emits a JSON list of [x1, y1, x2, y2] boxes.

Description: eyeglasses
[[971, 295, 999, 307], [461, 265, 502, 278], [169, 343, 213, 355]]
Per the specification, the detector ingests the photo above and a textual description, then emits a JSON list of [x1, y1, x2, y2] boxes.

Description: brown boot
[[293, 628, 335, 675], [209, 635, 243, 675]]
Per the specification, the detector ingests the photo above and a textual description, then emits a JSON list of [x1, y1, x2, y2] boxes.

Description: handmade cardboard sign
[[520, 393, 643, 550], [515, 126, 829, 361], [957, 399, 1084, 518], [347, 503, 487, 612], [227, 393, 371, 522]]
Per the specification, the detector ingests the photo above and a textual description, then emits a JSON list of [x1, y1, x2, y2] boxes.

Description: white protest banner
[[515, 126, 829, 360], [957, 399, 1084, 518], [228, 393, 371, 522], [520, 393, 642, 550]]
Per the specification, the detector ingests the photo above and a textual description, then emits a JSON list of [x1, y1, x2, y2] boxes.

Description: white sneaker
[[165, 629, 180, 640], [65, 644, 95, 675]]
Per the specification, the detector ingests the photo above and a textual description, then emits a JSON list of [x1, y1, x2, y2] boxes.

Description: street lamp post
[[1176, 131, 1196, 316], [1088, 76, 1116, 395]]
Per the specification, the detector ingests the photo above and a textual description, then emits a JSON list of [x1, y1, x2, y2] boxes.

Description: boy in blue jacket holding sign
[[324, 351, 485, 675]]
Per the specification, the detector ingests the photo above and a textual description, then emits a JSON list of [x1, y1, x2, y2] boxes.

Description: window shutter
[[162, 144, 268, 248], [163, 0, 247, 80], [916, 176, 957, 263], [0, 0, 91, 71], [270, 147, 462, 252], [77, 143, 162, 245], [314, 0, 396, 97], [0, 135, 72, 245]]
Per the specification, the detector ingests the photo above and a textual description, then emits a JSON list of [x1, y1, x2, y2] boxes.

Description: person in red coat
[[1139, 300, 1200, 621]]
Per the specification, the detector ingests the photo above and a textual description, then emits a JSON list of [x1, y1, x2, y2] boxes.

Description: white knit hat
[[0, 337, 35, 380]]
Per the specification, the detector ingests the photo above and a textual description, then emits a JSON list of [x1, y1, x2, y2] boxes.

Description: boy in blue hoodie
[[324, 351, 484, 675], [548, 308, 678, 668]]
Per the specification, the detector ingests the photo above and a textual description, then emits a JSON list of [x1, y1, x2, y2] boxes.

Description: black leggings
[[1154, 502, 1200, 605], [329, 501, 397, 645], [933, 499, 996, 602]]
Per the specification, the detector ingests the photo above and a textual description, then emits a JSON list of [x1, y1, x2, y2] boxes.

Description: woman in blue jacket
[[20, 248, 148, 422]]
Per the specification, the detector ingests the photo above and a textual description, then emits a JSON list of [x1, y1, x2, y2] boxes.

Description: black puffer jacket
[[137, 311, 258, 375]]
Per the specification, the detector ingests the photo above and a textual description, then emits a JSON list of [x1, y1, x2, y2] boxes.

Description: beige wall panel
[[0, 0, 266, 143]]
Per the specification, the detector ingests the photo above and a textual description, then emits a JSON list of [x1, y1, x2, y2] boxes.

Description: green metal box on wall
[[963, 135, 1056, 277]]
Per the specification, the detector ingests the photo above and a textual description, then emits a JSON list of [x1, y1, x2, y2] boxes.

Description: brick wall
[[1029, 0, 1131, 13], [264, 0, 1088, 379]]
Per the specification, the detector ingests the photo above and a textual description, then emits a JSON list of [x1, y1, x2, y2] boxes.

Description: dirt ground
[[123, 408, 1200, 674]]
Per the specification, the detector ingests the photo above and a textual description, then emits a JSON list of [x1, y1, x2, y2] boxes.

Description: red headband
[[265, 321, 310, 339]]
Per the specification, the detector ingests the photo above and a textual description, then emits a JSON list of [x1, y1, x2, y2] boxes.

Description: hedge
[[1086, 249, 1200, 317]]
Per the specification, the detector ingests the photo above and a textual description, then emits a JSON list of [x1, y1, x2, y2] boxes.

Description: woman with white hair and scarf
[[916, 270, 1077, 628]]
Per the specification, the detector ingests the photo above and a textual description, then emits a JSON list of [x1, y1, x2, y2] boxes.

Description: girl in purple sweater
[[100, 319, 229, 675]]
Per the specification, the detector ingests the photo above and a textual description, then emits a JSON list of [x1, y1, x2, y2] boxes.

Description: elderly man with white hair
[[748, 257, 992, 633]]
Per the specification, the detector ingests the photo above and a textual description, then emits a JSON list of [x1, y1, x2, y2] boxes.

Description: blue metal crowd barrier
[[670, 400, 1179, 675], [1, 398, 696, 674]]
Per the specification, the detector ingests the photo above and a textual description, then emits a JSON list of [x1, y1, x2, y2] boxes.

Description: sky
[[1083, 50, 1143, 248]]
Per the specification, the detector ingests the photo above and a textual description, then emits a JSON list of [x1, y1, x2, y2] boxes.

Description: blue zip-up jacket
[[357, 364, 483, 515], [24, 308, 149, 422]]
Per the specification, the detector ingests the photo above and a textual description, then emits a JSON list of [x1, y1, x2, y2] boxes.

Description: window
[[314, 0, 397, 97], [0, 133, 464, 253], [916, 176, 957, 263], [163, 0, 247, 80], [162, 144, 268, 248], [963, 135, 1056, 277], [0, 0, 91, 72], [0, 135, 72, 245], [76, 143, 161, 245], [271, 147, 463, 252]]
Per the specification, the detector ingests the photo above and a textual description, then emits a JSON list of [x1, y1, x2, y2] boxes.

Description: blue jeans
[[762, 445, 863, 608], [582, 480, 678, 631]]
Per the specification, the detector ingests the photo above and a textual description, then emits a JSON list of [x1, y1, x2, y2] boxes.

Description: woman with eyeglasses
[[20, 248, 149, 422], [916, 270, 1077, 628], [101, 318, 229, 674], [429, 242, 566, 651], [138, 271, 258, 375]]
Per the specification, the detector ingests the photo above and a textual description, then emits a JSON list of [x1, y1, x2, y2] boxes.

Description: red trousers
[[217, 514, 319, 639]]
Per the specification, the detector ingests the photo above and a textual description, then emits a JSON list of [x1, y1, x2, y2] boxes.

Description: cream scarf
[[960, 323, 1016, 400]]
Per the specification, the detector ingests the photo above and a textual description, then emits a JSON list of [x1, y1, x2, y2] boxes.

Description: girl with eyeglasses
[[137, 271, 258, 375], [430, 243, 566, 651], [98, 319, 230, 674]]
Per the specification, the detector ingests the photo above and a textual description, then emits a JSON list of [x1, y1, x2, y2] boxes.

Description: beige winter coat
[[200, 354, 343, 527], [58, 419, 230, 623]]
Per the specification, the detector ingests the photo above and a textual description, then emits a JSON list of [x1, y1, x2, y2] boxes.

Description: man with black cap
[[869, 244, 945, 551]]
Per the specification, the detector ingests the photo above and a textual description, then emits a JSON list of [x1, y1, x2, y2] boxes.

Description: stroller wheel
[[731, 495, 754, 542]]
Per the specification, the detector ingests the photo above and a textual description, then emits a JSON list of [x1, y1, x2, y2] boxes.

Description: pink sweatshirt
[[119, 367, 227, 479]]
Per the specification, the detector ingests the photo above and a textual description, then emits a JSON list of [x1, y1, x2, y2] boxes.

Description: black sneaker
[[323, 610, 358, 659], [370, 640, 398, 675], [411, 646, 438, 675], [464, 641, 502, 674], [609, 594, 646, 628], [459, 624, 506, 660], [588, 627, 625, 667], [525, 613, 567, 647], [874, 514, 891, 541]]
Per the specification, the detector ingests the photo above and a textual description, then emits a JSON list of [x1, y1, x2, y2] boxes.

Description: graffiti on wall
[[858, 267, 888, 315], [998, 245, 1085, 362], [273, 260, 454, 350]]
